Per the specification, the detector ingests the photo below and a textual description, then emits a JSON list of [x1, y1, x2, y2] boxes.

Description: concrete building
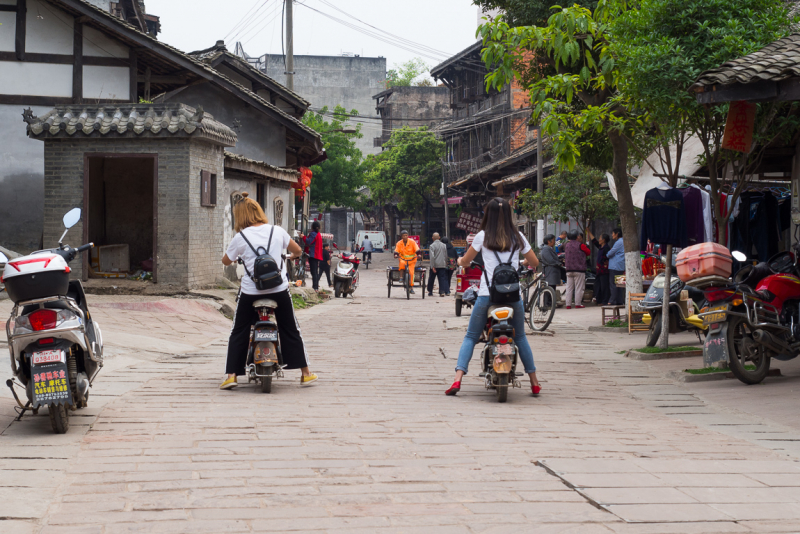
[[236, 46, 386, 157], [373, 86, 451, 149]]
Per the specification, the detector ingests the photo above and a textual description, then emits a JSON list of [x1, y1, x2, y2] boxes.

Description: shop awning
[[439, 197, 463, 205]]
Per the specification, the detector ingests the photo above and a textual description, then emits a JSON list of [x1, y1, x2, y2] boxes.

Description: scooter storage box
[[676, 243, 732, 282], [2, 253, 70, 304]]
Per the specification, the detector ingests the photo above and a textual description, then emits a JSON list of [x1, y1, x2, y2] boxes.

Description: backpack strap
[[482, 245, 516, 288], [239, 229, 262, 255]]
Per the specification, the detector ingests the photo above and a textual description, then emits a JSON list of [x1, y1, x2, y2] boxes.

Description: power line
[[224, 0, 267, 41], [238, 1, 282, 44], [229, 0, 277, 43]]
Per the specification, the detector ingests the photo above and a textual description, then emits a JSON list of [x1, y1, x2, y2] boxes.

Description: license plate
[[255, 331, 278, 342], [497, 344, 513, 355], [703, 304, 729, 326], [32, 350, 65, 365]]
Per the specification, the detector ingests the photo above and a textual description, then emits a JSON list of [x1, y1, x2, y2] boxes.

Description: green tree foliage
[[613, 0, 799, 239], [385, 58, 433, 88], [473, 0, 598, 27], [516, 165, 618, 234], [301, 105, 365, 209], [366, 127, 445, 214]]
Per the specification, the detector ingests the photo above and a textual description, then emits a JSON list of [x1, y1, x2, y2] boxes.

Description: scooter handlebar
[[76, 242, 94, 253]]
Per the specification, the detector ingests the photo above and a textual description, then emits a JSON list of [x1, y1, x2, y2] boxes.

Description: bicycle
[[289, 251, 308, 287], [519, 267, 557, 332]]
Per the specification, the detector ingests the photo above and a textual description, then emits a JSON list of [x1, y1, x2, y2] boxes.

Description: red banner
[[721, 101, 756, 153]]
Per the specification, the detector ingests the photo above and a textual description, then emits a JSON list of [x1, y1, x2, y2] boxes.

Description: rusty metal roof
[[691, 33, 800, 90], [25, 104, 237, 146]]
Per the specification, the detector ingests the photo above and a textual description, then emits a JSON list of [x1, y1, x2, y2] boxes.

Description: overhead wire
[[224, 0, 267, 41], [229, 0, 278, 44], [238, 1, 283, 45]]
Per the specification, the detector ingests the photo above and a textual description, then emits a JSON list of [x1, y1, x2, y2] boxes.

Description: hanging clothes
[[681, 186, 705, 246], [735, 192, 781, 262], [690, 184, 713, 242], [640, 186, 689, 250]]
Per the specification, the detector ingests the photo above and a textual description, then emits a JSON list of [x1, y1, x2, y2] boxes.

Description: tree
[[366, 127, 445, 231], [516, 165, 618, 235], [385, 58, 433, 88], [301, 105, 366, 209], [479, 2, 646, 297], [474, 0, 598, 27]]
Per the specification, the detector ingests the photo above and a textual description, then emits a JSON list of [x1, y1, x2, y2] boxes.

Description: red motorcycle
[[701, 246, 800, 384]]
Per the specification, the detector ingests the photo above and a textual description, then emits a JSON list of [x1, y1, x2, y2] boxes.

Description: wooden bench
[[601, 305, 626, 325], [628, 293, 650, 334]]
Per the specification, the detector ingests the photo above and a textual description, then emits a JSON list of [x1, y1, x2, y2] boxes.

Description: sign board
[[721, 101, 757, 153], [31, 361, 72, 408], [456, 212, 481, 234], [410, 235, 420, 246]]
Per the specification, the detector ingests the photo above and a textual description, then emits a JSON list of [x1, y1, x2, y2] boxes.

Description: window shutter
[[200, 170, 210, 206], [210, 174, 217, 206]]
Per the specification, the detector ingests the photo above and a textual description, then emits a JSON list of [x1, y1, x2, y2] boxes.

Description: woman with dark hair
[[303, 221, 323, 291], [445, 198, 542, 397], [587, 229, 610, 305], [540, 234, 561, 289], [607, 227, 625, 305], [220, 193, 318, 390], [441, 236, 458, 294], [564, 230, 590, 309]]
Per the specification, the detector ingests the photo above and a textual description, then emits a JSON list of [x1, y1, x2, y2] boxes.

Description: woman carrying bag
[[445, 198, 542, 397], [441, 236, 458, 296], [220, 193, 318, 390]]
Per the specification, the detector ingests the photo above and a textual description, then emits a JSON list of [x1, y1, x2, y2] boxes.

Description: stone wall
[[188, 141, 226, 288]]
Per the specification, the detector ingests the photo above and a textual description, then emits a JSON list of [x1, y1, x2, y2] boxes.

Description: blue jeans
[[455, 296, 536, 375]]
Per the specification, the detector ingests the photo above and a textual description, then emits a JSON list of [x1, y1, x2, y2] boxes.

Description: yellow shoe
[[219, 375, 238, 390], [300, 374, 318, 386]]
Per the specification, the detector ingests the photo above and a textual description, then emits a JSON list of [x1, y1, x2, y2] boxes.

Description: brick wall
[[42, 137, 214, 288], [510, 79, 532, 153]]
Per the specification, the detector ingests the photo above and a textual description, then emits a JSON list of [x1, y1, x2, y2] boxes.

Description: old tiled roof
[[491, 158, 554, 187], [25, 104, 238, 146], [691, 33, 800, 90], [224, 151, 300, 182], [47, 0, 321, 152], [431, 41, 483, 79], [451, 142, 539, 187]]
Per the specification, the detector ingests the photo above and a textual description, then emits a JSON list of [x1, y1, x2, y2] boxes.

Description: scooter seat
[[252, 299, 278, 309]]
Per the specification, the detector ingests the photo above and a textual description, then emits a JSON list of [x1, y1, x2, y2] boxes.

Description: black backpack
[[240, 227, 284, 290], [483, 246, 520, 304]]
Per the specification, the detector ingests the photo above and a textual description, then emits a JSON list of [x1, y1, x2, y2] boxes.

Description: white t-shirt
[[471, 230, 532, 297], [226, 224, 291, 295]]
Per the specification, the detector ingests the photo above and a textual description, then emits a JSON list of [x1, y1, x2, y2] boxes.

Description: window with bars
[[200, 170, 217, 207]]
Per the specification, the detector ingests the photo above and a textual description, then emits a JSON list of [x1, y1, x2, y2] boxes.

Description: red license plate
[[32, 350, 64, 365]]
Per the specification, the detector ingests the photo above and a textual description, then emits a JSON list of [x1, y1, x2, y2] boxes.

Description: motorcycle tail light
[[499, 335, 509, 344], [29, 309, 57, 331], [38, 338, 55, 345], [732, 298, 743, 307]]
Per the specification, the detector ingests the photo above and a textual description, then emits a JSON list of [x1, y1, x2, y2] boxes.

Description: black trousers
[[608, 269, 625, 305], [361, 251, 372, 263], [320, 261, 331, 286], [309, 257, 322, 290], [594, 271, 610, 305], [427, 268, 450, 295], [225, 289, 310, 375]]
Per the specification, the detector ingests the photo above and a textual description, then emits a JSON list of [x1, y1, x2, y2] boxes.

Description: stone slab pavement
[[2, 255, 800, 532]]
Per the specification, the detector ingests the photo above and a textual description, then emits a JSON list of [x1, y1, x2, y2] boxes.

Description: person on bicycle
[[360, 235, 373, 264], [445, 198, 542, 397], [394, 230, 421, 294], [220, 193, 318, 390]]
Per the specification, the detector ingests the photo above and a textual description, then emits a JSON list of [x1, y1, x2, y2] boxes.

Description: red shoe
[[575, 305, 585, 309], [445, 381, 461, 396], [532, 385, 541, 396], [565, 306, 571, 310]]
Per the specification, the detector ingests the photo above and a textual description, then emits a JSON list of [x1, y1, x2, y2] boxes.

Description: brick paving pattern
[[2, 255, 800, 532]]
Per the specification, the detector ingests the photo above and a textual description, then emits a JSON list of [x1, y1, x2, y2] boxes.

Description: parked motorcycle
[[699, 240, 800, 385], [471, 262, 522, 403], [641, 272, 708, 346], [1, 208, 102, 434], [333, 247, 360, 298]]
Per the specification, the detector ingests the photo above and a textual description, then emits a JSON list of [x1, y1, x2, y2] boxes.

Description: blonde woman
[[220, 193, 318, 389]]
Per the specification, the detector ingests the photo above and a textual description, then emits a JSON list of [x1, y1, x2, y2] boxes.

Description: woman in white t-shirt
[[445, 197, 542, 397], [219, 193, 318, 390]]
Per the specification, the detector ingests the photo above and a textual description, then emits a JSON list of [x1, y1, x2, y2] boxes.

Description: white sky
[[146, 0, 482, 78]]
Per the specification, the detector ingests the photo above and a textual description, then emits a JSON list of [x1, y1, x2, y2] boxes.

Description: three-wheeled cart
[[454, 265, 482, 316], [387, 266, 427, 299]]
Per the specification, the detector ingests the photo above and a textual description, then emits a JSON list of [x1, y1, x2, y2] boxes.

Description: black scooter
[[640, 271, 708, 346]]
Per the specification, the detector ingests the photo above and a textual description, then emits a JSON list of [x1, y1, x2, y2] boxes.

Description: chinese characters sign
[[721, 101, 757, 153], [32, 362, 72, 408], [456, 212, 481, 234]]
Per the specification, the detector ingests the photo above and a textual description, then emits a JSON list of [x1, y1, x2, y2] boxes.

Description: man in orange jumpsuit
[[394, 230, 421, 294]]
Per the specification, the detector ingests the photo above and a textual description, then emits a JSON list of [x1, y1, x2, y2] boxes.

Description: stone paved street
[[3, 253, 800, 533]]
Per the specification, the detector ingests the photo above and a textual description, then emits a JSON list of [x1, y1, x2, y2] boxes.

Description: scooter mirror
[[63, 208, 81, 229], [0, 251, 8, 264], [732, 250, 747, 262]]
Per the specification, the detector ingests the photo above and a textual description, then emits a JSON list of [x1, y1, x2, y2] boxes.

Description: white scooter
[[332, 245, 360, 298], [2, 208, 103, 434]]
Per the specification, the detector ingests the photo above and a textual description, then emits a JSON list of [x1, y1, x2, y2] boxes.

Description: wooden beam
[[136, 74, 187, 85], [0, 51, 70, 63], [73, 21, 83, 104], [0, 5, 16, 12], [695, 80, 778, 104], [0, 94, 129, 105], [83, 56, 129, 67], [15, 0, 26, 61], [143, 66, 151, 100], [129, 48, 137, 102]]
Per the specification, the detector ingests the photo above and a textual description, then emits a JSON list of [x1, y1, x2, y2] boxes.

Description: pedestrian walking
[[321, 243, 332, 288], [607, 227, 626, 306], [586, 229, 610, 305], [427, 233, 449, 297], [220, 192, 318, 390], [564, 230, 590, 309], [445, 197, 542, 397], [303, 221, 323, 291], [442, 236, 457, 294]]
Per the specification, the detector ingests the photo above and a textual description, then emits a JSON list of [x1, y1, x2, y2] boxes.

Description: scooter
[[471, 262, 521, 403], [2, 208, 103, 434], [333, 246, 360, 298], [240, 287, 284, 393], [641, 272, 708, 346]]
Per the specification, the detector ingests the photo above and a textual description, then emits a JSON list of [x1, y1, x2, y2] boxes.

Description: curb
[[588, 326, 628, 334], [669, 368, 782, 382], [627, 349, 703, 360]]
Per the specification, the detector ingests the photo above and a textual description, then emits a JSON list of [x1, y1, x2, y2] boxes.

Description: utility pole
[[442, 166, 450, 239], [536, 126, 545, 247], [285, 0, 294, 91]]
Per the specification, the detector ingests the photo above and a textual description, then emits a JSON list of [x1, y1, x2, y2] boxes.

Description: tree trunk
[[608, 130, 643, 303], [658, 244, 673, 350]]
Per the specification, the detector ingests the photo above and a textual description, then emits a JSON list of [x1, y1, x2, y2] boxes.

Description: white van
[[355, 231, 386, 252]]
